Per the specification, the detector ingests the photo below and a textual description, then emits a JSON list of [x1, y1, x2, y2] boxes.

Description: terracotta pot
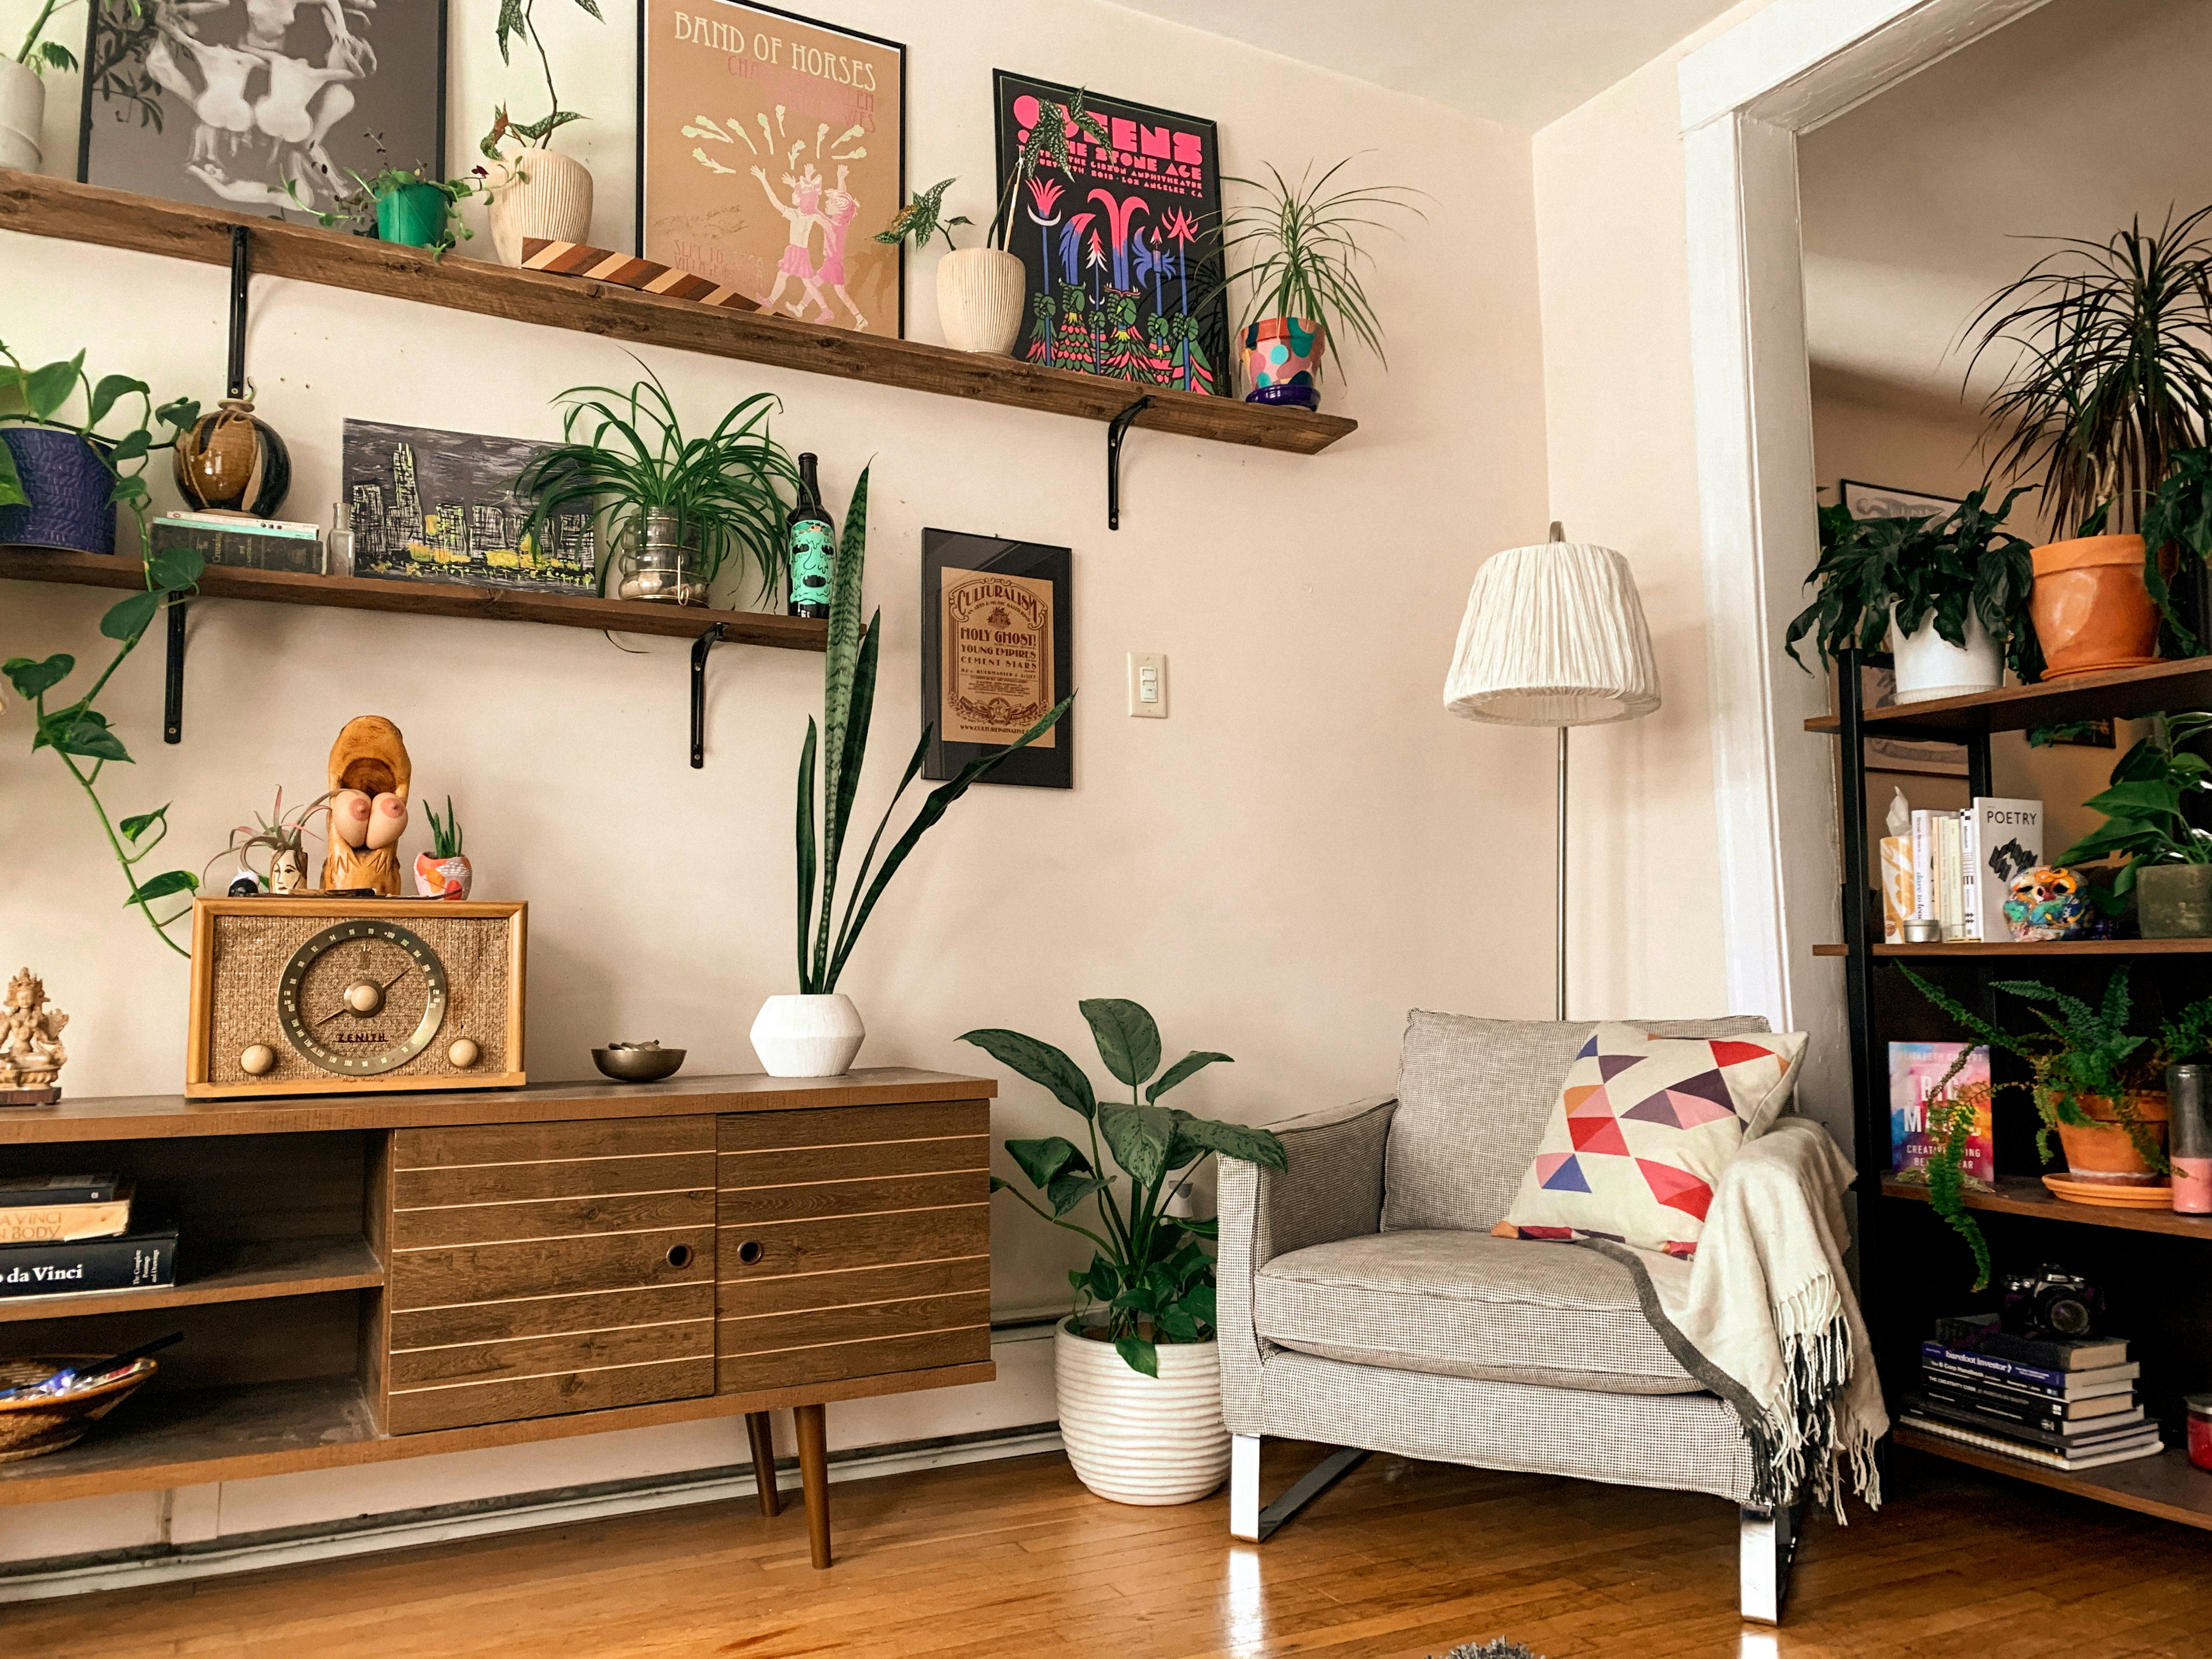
[[0, 56, 43, 172], [935, 249, 1026, 354], [2029, 535, 2158, 679], [485, 146, 594, 267], [2054, 1091, 2169, 1186]]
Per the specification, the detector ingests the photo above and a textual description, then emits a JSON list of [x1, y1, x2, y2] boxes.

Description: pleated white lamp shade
[[1443, 537, 1662, 727]]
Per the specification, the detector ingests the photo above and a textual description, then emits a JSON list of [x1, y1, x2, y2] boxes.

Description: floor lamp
[[1442, 523, 1662, 1020]]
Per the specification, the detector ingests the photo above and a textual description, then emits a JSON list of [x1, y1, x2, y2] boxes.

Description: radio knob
[[448, 1039, 481, 1069], [344, 980, 385, 1014], [240, 1044, 276, 1076]]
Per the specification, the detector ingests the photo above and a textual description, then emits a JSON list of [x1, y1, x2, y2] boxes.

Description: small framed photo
[[922, 530, 1071, 790], [1841, 479, 1960, 523]]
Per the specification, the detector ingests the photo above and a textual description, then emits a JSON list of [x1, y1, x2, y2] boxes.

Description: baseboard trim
[[0, 1422, 1064, 1604]]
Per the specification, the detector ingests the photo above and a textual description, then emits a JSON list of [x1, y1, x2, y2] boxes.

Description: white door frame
[[1678, 0, 2052, 1141]]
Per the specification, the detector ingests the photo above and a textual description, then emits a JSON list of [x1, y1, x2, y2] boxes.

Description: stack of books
[[1902, 1315, 2161, 1472], [1890, 797, 2045, 943], [0, 1175, 177, 1298]]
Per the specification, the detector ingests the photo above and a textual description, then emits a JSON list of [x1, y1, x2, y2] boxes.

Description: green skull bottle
[[787, 453, 834, 618]]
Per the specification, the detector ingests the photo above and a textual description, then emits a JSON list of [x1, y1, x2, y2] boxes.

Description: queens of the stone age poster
[[991, 72, 1228, 396]]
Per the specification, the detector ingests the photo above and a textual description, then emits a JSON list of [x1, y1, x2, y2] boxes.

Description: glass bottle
[[786, 454, 834, 619]]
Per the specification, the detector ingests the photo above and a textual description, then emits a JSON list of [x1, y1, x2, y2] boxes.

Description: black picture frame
[[635, 0, 906, 339], [922, 530, 1072, 790]]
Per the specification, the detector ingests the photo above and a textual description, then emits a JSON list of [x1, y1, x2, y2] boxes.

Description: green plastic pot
[[375, 183, 449, 249]]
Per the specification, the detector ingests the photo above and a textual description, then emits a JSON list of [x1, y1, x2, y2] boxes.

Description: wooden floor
[[6, 1442, 2212, 1658]]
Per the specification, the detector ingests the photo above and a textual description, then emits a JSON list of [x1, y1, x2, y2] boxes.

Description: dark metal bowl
[[592, 1044, 686, 1083]]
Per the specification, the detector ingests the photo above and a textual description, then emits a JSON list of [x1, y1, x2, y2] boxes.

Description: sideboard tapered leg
[[745, 1412, 780, 1517], [795, 1403, 831, 1568]]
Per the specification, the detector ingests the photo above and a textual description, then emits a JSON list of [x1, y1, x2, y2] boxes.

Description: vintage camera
[[1999, 1265, 2104, 1339]]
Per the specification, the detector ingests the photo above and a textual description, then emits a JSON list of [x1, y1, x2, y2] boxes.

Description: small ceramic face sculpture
[[2005, 865, 2092, 942]]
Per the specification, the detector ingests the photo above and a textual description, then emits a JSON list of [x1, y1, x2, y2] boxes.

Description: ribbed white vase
[[749, 993, 865, 1078], [485, 146, 595, 266], [1054, 1325, 1230, 1505], [1889, 604, 2004, 703], [936, 249, 1026, 353]]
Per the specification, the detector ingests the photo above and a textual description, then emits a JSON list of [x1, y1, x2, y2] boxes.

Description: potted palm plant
[[753, 465, 1070, 1076], [3, 0, 76, 170], [1785, 488, 2040, 698], [1967, 206, 2212, 678], [516, 367, 795, 608], [961, 999, 1285, 1505], [2053, 712, 2212, 936], [1211, 157, 1423, 411], [478, 0, 604, 266]]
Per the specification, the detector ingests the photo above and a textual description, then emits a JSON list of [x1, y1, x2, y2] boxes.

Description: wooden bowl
[[0, 1355, 157, 1464]]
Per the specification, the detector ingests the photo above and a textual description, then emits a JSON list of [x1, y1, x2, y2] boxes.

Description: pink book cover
[[1889, 1042, 1994, 1184]]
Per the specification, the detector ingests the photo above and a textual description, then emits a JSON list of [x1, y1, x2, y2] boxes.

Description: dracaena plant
[[1, 341, 202, 955], [961, 1000, 1288, 1377], [790, 467, 1070, 994]]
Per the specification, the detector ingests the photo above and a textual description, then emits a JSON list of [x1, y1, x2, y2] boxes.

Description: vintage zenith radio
[[186, 898, 526, 1098]]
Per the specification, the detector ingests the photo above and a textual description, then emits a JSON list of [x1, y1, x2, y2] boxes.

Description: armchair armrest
[[1216, 1094, 1397, 1434]]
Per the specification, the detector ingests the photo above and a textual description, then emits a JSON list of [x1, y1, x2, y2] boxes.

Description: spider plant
[[1206, 157, 1424, 380], [876, 177, 971, 254], [516, 365, 797, 604], [986, 89, 1107, 253], [1965, 204, 2212, 538]]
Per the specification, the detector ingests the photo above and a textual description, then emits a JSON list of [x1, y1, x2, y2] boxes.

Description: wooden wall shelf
[[1881, 1175, 2212, 1240], [1895, 1431, 2212, 1532], [1806, 657, 2212, 740], [1813, 939, 2212, 957], [0, 548, 826, 650], [0, 171, 1355, 458]]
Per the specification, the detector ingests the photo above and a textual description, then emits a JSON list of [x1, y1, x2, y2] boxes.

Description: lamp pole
[[1556, 724, 1569, 1022]]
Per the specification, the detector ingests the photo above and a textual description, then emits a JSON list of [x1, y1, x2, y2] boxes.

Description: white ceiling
[[1105, 0, 1742, 130]]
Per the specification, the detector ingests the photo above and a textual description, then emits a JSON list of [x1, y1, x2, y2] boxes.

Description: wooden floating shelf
[[0, 171, 1355, 458], [1814, 939, 2212, 957], [0, 1234, 381, 1324], [1806, 657, 2212, 740], [0, 548, 826, 650], [1882, 1173, 2212, 1240], [1895, 1430, 2212, 1532]]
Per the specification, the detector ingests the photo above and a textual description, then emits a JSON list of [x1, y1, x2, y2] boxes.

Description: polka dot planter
[[1241, 317, 1327, 410]]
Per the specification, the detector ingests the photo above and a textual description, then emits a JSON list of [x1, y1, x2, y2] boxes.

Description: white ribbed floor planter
[[1889, 603, 2004, 703], [936, 248, 1025, 353], [1054, 1324, 1231, 1505], [0, 58, 43, 172], [749, 992, 865, 1077], [484, 145, 594, 266]]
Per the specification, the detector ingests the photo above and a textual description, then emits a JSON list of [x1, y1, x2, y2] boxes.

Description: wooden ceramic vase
[[936, 249, 1026, 354], [2029, 535, 2158, 679], [321, 715, 411, 896], [173, 397, 292, 518], [486, 146, 595, 267]]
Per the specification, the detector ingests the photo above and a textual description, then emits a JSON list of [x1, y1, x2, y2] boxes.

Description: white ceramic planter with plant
[[757, 466, 1069, 1077], [478, 0, 603, 264], [3, 1, 79, 171], [962, 998, 1286, 1506], [1888, 604, 2003, 703]]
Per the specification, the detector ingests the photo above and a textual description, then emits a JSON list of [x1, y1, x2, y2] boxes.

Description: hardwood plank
[[713, 1325, 991, 1392], [1883, 1173, 2212, 1239], [389, 1314, 715, 1389], [397, 1150, 716, 1207], [393, 1188, 714, 1250], [0, 1070, 997, 1144], [716, 1134, 988, 1186], [716, 1171, 986, 1226], [0, 1234, 381, 1323], [384, 1355, 716, 1436], [717, 1101, 990, 1153], [716, 1290, 989, 1356], [391, 1282, 712, 1351], [717, 1205, 990, 1279], [394, 1116, 713, 1169], [0, 174, 1356, 456], [391, 1227, 712, 1308], [714, 1256, 990, 1320]]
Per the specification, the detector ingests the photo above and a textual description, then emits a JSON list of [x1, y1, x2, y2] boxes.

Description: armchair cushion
[[1383, 1011, 1774, 1233], [1253, 1228, 1703, 1396]]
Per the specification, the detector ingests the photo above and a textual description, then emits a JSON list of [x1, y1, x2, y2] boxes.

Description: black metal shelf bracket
[[1107, 396, 1153, 532], [163, 599, 187, 744], [690, 622, 726, 769], [227, 225, 250, 399]]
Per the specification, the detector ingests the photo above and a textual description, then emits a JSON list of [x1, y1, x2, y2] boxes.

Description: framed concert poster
[[637, 0, 905, 338], [991, 70, 1229, 396], [922, 530, 1072, 790], [79, 0, 446, 220]]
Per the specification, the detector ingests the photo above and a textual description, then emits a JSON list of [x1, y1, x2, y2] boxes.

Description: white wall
[[0, 0, 1554, 1559]]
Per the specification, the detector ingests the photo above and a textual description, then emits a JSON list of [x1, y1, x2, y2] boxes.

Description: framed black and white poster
[[1841, 479, 1959, 523], [922, 529, 1071, 789], [78, 0, 447, 221]]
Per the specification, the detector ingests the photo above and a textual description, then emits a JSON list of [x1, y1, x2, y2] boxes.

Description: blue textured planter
[[0, 428, 117, 555]]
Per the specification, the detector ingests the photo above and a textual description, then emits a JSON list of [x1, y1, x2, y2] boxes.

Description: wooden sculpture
[[321, 716, 411, 895], [0, 968, 69, 1104]]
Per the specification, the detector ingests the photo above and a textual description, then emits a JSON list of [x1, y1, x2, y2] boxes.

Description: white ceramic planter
[[1054, 1324, 1231, 1506], [1890, 604, 2004, 704], [749, 992, 865, 1077], [485, 146, 594, 267], [936, 248, 1026, 354], [0, 58, 43, 173]]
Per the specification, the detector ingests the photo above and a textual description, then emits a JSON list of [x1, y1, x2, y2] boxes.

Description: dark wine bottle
[[786, 453, 834, 619]]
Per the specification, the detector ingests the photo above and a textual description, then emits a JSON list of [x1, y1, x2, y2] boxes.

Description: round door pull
[[665, 1244, 694, 1269], [736, 1240, 765, 1266]]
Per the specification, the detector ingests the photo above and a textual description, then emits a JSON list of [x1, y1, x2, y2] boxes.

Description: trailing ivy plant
[[1, 341, 202, 955], [960, 999, 1287, 1376]]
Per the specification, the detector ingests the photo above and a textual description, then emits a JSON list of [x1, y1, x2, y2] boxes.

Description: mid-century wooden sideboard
[[0, 1070, 998, 1569]]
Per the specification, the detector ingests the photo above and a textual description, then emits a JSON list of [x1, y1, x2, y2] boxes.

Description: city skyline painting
[[340, 421, 597, 596]]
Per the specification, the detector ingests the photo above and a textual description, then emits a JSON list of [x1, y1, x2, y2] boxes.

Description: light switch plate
[[1127, 652, 1168, 718]]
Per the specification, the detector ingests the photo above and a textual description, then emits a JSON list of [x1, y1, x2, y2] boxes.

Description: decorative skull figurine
[[2005, 865, 2092, 943]]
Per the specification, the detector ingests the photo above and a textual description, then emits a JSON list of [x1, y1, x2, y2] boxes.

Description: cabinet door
[[716, 1102, 992, 1393], [385, 1117, 716, 1434]]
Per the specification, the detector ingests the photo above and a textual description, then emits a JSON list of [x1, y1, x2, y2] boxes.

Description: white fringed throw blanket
[[1579, 1116, 1887, 1517]]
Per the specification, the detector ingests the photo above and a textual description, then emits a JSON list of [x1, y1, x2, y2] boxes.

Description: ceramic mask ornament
[[2005, 865, 2092, 942]]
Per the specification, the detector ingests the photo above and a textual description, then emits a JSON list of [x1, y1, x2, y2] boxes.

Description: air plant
[[516, 362, 798, 604], [13, 0, 81, 73], [205, 789, 328, 893], [1206, 157, 1425, 381], [988, 89, 1108, 253], [874, 177, 972, 253]]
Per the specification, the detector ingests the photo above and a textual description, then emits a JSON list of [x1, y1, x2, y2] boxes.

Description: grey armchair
[[1217, 1010, 1805, 1622]]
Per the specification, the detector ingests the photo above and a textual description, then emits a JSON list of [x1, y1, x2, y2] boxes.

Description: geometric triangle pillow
[[1493, 1023, 1808, 1257]]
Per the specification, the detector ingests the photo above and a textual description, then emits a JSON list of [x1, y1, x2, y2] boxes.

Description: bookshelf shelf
[[1814, 939, 2212, 957], [0, 1234, 382, 1324], [1895, 1432, 2212, 1531], [1806, 656, 2212, 740], [1881, 1175, 2212, 1240]]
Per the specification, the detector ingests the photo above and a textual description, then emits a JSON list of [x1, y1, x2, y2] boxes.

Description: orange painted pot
[[2029, 534, 2158, 679], [2053, 1091, 2169, 1186]]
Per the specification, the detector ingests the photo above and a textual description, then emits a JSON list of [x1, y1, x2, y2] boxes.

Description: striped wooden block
[[519, 239, 760, 313]]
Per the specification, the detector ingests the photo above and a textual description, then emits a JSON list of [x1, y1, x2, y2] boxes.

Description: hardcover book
[[1920, 1340, 2138, 1390], [0, 1186, 132, 1245], [1900, 1412, 2163, 1472], [1963, 797, 2043, 943], [1908, 1392, 2146, 1448], [1921, 1356, 2136, 1400], [1891, 1045, 1994, 1183], [1934, 1313, 2128, 1372], [1921, 1379, 2141, 1434], [0, 1229, 177, 1298], [1921, 1374, 2137, 1420], [0, 1174, 119, 1207]]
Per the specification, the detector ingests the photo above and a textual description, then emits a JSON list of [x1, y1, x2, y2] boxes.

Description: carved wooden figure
[[320, 716, 411, 896], [0, 968, 69, 1104]]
